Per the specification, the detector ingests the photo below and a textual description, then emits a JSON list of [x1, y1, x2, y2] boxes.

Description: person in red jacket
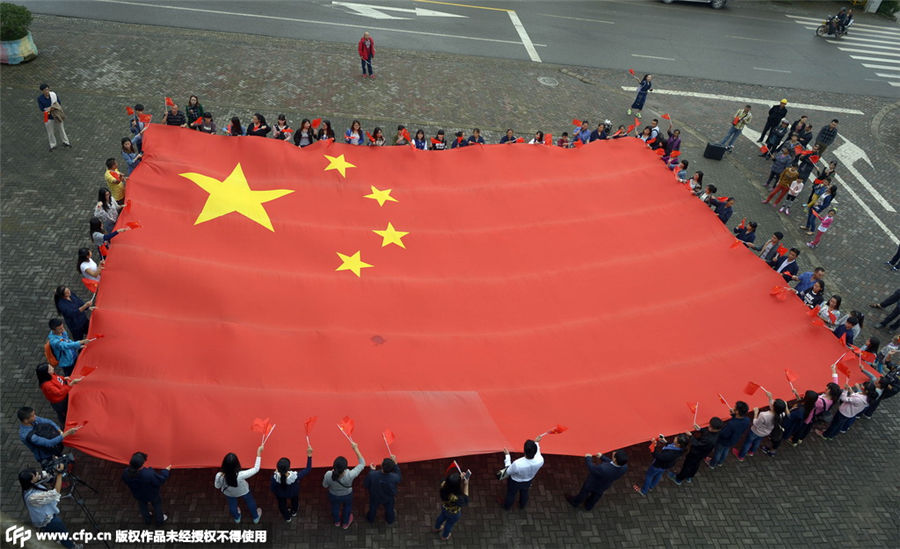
[[36, 362, 83, 426], [358, 32, 375, 78]]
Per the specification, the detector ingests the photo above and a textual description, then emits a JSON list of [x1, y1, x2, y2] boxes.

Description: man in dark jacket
[[565, 450, 628, 510], [669, 417, 723, 485], [711, 197, 734, 224], [769, 248, 800, 282], [706, 401, 750, 468], [122, 451, 171, 525], [750, 231, 784, 262], [758, 99, 788, 144], [633, 434, 688, 495], [364, 456, 401, 524]]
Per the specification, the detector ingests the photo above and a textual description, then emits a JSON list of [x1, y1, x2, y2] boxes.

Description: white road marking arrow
[[829, 138, 895, 212], [332, 2, 467, 20]]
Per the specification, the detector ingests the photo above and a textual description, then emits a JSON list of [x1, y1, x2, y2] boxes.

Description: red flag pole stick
[[759, 386, 769, 395], [263, 424, 277, 444], [454, 460, 462, 474], [305, 435, 310, 446], [692, 402, 699, 425], [718, 393, 731, 410], [382, 434, 392, 456], [788, 380, 796, 393], [336, 424, 353, 443]]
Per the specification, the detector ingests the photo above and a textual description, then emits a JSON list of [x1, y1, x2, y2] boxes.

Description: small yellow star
[[179, 163, 294, 231], [323, 154, 356, 178], [335, 251, 373, 277], [364, 185, 398, 206], [373, 222, 408, 249]]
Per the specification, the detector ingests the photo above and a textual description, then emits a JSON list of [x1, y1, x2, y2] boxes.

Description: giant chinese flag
[[68, 125, 854, 468]]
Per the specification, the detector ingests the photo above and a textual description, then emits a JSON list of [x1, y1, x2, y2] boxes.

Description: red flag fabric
[[794, 145, 803, 155], [64, 125, 854, 468], [430, 138, 442, 145], [647, 138, 656, 145], [572, 119, 582, 127], [811, 317, 825, 327], [776, 245, 788, 256], [544, 134, 553, 146], [250, 417, 271, 434], [807, 306, 820, 317], [809, 154, 820, 164], [837, 362, 852, 378], [759, 145, 769, 154], [304, 416, 317, 435], [312, 118, 322, 129], [515, 137, 524, 143], [670, 151, 681, 157], [718, 393, 729, 406], [81, 278, 99, 294], [661, 113, 670, 120], [126, 106, 134, 115], [655, 149, 666, 156], [784, 369, 798, 383], [547, 424, 568, 435], [716, 196, 729, 202], [43, 111, 50, 123], [573, 141, 583, 149], [686, 401, 697, 413], [125, 221, 142, 229], [730, 240, 742, 249], [193, 117, 203, 126], [165, 96, 175, 107], [401, 129, 411, 142], [366, 131, 375, 143], [860, 351, 876, 363], [626, 124, 635, 133], [338, 416, 355, 436], [628, 68, 635, 75], [138, 113, 152, 124], [282, 128, 293, 134], [633, 118, 640, 129], [99, 243, 110, 257], [383, 429, 396, 446], [743, 381, 761, 395], [839, 332, 847, 345], [445, 460, 460, 474]]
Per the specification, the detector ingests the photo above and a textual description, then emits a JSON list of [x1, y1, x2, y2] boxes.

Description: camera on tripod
[[39, 453, 75, 480]]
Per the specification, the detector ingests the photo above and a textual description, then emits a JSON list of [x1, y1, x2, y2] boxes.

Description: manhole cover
[[537, 76, 558, 87]]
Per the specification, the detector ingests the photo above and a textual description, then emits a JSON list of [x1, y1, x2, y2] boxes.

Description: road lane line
[[619, 87, 865, 115], [829, 35, 900, 46], [507, 10, 541, 63], [414, 0, 510, 12], [539, 13, 615, 25], [891, 82, 900, 87], [726, 35, 769, 42], [833, 41, 900, 51], [862, 63, 900, 71], [88, 0, 544, 47], [786, 15, 900, 36], [850, 55, 900, 64], [632, 54, 675, 61], [742, 128, 897, 244], [875, 72, 900, 78], [753, 67, 791, 73], [839, 47, 900, 56]]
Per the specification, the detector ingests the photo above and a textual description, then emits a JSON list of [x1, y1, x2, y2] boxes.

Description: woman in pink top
[[735, 391, 787, 460], [807, 208, 836, 248], [817, 381, 877, 439], [789, 364, 842, 445]]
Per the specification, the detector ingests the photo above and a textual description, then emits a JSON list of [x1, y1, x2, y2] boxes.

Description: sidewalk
[[1, 14, 898, 548]]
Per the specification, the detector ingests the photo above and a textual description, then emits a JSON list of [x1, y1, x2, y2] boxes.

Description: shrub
[[0, 3, 33, 41]]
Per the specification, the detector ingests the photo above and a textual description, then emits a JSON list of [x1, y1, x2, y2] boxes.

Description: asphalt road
[[19, 0, 900, 97]]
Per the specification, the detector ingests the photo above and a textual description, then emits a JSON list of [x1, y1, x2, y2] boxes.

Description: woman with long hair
[[818, 381, 877, 439], [121, 137, 143, 175], [628, 73, 652, 118], [36, 362, 82, 425], [345, 120, 363, 145], [790, 364, 843, 445], [270, 444, 313, 522], [272, 114, 291, 141], [214, 444, 265, 523], [819, 295, 842, 329], [735, 392, 787, 460], [19, 467, 78, 549], [316, 119, 335, 141], [763, 389, 818, 456], [90, 217, 130, 260], [369, 127, 385, 146], [185, 95, 204, 129], [93, 188, 120, 234], [246, 113, 271, 137], [413, 129, 427, 151], [293, 119, 317, 148], [433, 471, 470, 541], [322, 439, 365, 529], [78, 247, 102, 281], [227, 116, 244, 136], [53, 285, 92, 341]]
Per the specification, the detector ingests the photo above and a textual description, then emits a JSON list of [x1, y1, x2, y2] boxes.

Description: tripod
[[59, 471, 111, 549]]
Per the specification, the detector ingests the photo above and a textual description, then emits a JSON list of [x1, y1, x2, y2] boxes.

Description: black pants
[[889, 243, 900, 266], [503, 478, 532, 509], [570, 481, 606, 510], [758, 119, 779, 142], [276, 495, 298, 520], [675, 453, 704, 481], [791, 422, 814, 443], [49, 397, 68, 426], [879, 289, 900, 329]]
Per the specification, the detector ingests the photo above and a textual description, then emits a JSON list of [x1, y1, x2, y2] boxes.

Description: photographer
[[17, 406, 81, 465], [18, 466, 82, 548]]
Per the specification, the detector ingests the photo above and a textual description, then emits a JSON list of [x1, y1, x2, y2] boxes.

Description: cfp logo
[[4, 525, 32, 548]]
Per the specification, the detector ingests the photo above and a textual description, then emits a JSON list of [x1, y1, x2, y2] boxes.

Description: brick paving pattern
[[1, 15, 898, 549]]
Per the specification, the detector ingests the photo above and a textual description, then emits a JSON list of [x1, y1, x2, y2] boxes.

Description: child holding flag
[[270, 444, 313, 523], [705, 401, 750, 468]]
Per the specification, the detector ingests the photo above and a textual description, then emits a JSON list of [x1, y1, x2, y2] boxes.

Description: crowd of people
[[18, 80, 900, 547]]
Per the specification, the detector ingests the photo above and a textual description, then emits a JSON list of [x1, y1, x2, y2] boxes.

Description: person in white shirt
[[501, 434, 544, 510], [214, 444, 264, 524]]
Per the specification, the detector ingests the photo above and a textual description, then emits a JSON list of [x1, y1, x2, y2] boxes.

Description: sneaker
[[704, 456, 715, 468], [790, 440, 799, 447], [291, 510, 298, 517], [685, 478, 692, 484], [815, 429, 831, 439], [335, 521, 341, 527], [63, 142, 72, 147], [636, 112, 642, 119], [667, 472, 682, 485], [731, 448, 744, 462], [441, 533, 452, 541], [253, 508, 262, 524], [342, 513, 354, 529], [761, 199, 768, 204], [285, 516, 292, 523], [632, 483, 646, 496], [747, 452, 755, 457], [234, 511, 242, 524], [627, 108, 633, 115], [778, 207, 785, 213], [160, 514, 168, 524], [371, 74, 376, 79], [761, 446, 776, 457], [785, 208, 791, 215]]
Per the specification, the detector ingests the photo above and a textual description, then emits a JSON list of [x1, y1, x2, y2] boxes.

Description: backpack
[[27, 421, 64, 456], [43, 341, 59, 367]]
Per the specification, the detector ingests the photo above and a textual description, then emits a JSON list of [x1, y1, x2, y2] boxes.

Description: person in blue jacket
[[565, 449, 628, 510], [633, 434, 687, 496], [122, 452, 171, 525], [364, 455, 402, 524], [47, 319, 88, 376], [705, 401, 750, 468]]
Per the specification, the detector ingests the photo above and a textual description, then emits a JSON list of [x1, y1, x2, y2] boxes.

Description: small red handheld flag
[[165, 96, 175, 107], [99, 243, 110, 257], [445, 460, 462, 474], [304, 416, 317, 435], [548, 424, 568, 435], [718, 393, 731, 407], [456, 135, 463, 144], [193, 117, 203, 126], [125, 221, 142, 229], [743, 381, 761, 395], [516, 137, 524, 143], [572, 119, 582, 127], [544, 134, 553, 146], [633, 118, 640, 129], [794, 145, 803, 155], [573, 141, 583, 149], [836, 362, 852, 378], [785, 369, 798, 383], [730, 240, 742, 249], [126, 106, 134, 115], [686, 402, 698, 413], [828, 312, 836, 323], [661, 113, 671, 120], [798, 149, 814, 156], [628, 68, 635, 75], [401, 128, 411, 142], [860, 351, 876, 363], [776, 245, 788, 256], [647, 138, 656, 145], [338, 416, 355, 436], [430, 138, 442, 145], [716, 196, 729, 202], [655, 148, 666, 156], [839, 332, 847, 346], [138, 113, 152, 124], [811, 317, 825, 327], [250, 417, 271, 434], [733, 117, 741, 126], [626, 124, 635, 133], [670, 150, 681, 157], [81, 278, 99, 294], [759, 145, 769, 154], [366, 131, 375, 143], [281, 128, 293, 134], [43, 111, 51, 123], [809, 154, 820, 164], [383, 429, 396, 446], [807, 305, 821, 318], [311, 118, 322, 129]]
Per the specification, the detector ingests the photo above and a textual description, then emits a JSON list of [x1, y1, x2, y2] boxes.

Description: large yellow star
[[179, 164, 293, 231], [336, 251, 373, 277], [373, 222, 408, 249], [323, 154, 356, 178], [364, 185, 398, 206]]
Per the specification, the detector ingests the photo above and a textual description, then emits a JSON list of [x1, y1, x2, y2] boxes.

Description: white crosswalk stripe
[[787, 14, 900, 87]]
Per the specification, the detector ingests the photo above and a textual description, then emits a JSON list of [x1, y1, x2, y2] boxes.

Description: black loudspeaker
[[704, 142, 726, 160]]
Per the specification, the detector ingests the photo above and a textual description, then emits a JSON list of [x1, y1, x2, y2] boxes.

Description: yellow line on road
[[414, 0, 510, 13]]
